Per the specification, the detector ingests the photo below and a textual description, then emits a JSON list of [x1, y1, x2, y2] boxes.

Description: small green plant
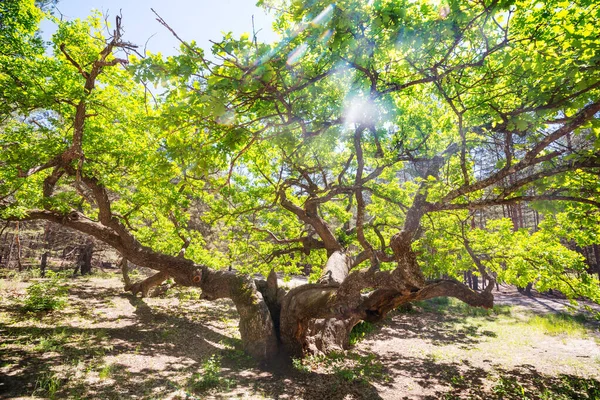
[[300, 351, 389, 384], [292, 357, 311, 373], [450, 374, 466, 387], [349, 321, 376, 345], [33, 371, 62, 399], [333, 353, 389, 383], [98, 363, 114, 380], [34, 328, 69, 352], [188, 355, 234, 393], [175, 286, 201, 302], [493, 376, 530, 399], [22, 271, 69, 312]]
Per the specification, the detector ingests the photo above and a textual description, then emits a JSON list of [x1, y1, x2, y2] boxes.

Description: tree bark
[[593, 244, 600, 280], [40, 252, 48, 277], [78, 241, 94, 275]]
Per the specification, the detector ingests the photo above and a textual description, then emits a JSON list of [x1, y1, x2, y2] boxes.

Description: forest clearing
[[2, 0, 600, 398], [1, 270, 600, 399]]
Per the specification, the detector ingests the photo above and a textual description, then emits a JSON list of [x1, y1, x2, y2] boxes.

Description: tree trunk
[[15, 222, 22, 272], [80, 241, 94, 275], [465, 270, 473, 289], [279, 252, 358, 356], [40, 252, 48, 277], [594, 244, 600, 280], [276, 250, 494, 357]]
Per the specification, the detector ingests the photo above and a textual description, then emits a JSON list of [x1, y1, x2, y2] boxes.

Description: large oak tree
[[1, 0, 600, 359]]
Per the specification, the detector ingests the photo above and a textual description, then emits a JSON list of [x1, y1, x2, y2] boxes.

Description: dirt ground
[[1, 273, 600, 399]]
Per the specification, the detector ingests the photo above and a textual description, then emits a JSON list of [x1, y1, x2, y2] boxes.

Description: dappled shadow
[[0, 281, 241, 399], [250, 370, 385, 399], [381, 357, 600, 399], [3, 278, 600, 399], [0, 318, 230, 398], [372, 310, 497, 349], [495, 284, 600, 315]]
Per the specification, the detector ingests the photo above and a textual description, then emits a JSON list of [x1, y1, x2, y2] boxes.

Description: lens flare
[[311, 4, 335, 26], [318, 29, 333, 44], [217, 110, 236, 126], [286, 43, 308, 65]]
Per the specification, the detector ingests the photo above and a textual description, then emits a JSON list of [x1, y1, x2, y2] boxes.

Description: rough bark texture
[[77, 241, 94, 275], [40, 252, 48, 277], [277, 245, 494, 356], [200, 269, 279, 360]]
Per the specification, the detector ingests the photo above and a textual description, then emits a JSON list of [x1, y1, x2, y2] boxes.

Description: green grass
[[34, 329, 70, 352], [414, 297, 592, 338], [187, 355, 235, 393], [22, 271, 69, 312], [488, 374, 600, 400], [526, 313, 588, 337], [349, 321, 376, 345], [297, 351, 391, 384], [33, 371, 62, 399], [98, 363, 115, 380], [415, 297, 512, 317]]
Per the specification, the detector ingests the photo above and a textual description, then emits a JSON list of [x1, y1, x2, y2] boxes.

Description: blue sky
[[40, 0, 279, 55]]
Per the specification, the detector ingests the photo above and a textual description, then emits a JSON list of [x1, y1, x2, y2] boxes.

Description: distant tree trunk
[[40, 221, 51, 277], [594, 244, 600, 280], [464, 270, 473, 289], [518, 282, 533, 296], [6, 222, 22, 271], [40, 252, 48, 277], [472, 274, 479, 291], [79, 241, 94, 275], [15, 222, 22, 271]]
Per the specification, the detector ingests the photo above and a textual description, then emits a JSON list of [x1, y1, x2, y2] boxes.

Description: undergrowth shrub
[[22, 271, 69, 312], [188, 355, 234, 393]]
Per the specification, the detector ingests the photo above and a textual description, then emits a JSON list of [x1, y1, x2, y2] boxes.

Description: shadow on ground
[[2, 279, 600, 399]]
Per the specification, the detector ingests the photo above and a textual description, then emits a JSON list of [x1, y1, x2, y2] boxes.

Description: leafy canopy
[[1, 0, 600, 301]]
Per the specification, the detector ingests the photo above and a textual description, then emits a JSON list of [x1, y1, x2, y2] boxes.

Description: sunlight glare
[[311, 4, 335, 26], [217, 110, 236, 125], [286, 43, 308, 65], [343, 94, 378, 126]]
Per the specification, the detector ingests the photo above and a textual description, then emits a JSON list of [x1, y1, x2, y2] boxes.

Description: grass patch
[[33, 371, 62, 399], [526, 313, 588, 337], [34, 328, 70, 352], [489, 374, 600, 400], [98, 363, 115, 380], [415, 297, 513, 317]]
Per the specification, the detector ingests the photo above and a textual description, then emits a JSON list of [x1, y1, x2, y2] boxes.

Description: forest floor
[[1, 271, 600, 400]]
